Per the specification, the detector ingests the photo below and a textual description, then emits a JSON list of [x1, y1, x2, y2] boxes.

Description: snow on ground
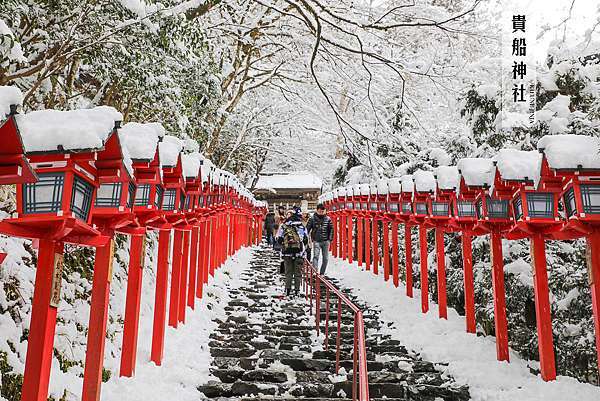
[[327, 258, 600, 401], [101, 246, 254, 401]]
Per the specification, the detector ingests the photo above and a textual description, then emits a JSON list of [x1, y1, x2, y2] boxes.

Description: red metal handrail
[[303, 260, 370, 401]]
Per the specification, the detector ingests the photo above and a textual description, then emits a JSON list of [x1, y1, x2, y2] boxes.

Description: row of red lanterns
[[320, 135, 600, 383], [0, 91, 267, 401]]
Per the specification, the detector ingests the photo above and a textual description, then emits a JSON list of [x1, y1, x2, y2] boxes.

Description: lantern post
[[465, 157, 513, 362], [0, 107, 122, 401], [357, 184, 370, 269], [452, 159, 490, 335], [346, 186, 355, 264], [385, 178, 402, 287], [400, 175, 415, 297], [368, 185, 380, 275], [537, 135, 600, 380], [412, 170, 436, 314], [376, 179, 391, 281]]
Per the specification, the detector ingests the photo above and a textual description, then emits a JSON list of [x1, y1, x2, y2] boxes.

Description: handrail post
[[315, 276, 321, 335], [335, 297, 342, 373], [352, 318, 358, 401], [325, 287, 330, 351]]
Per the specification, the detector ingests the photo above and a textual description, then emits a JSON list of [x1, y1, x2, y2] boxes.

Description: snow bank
[[101, 247, 254, 401], [253, 172, 322, 190], [0, 85, 23, 118], [435, 166, 460, 190], [387, 177, 402, 194], [457, 158, 494, 187], [16, 106, 122, 153], [159, 135, 183, 167], [536, 95, 572, 134], [413, 170, 436, 193], [120, 122, 164, 161], [401, 175, 414, 193], [328, 259, 600, 401], [537, 135, 600, 170], [494, 149, 542, 185], [182, 152, 202, 178]]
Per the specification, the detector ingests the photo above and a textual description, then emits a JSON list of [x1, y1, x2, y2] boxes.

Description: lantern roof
[[413, 170, 436, 193], [0, 86, 23, 119], [537, 134, 600, 171], [16, 106, 122, 154], [387, 177, 401, 194], [119, 122, 165, 161], [376, 178, 389, 195], [435, 166, 460, 191], [159, 135, 183, 168], [358, 183, 370, 196], [400, 175, 414, 193], [182, 152, 202, 179], [457, 158, 494, 188], [493, 149, 542, 185]]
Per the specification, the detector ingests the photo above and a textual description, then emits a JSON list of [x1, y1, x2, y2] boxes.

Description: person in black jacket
[[264, 212, 276, 244], [306, 203, 334, 274]]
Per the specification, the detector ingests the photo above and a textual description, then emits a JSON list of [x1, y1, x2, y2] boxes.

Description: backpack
[[282, 223, 302, 253]]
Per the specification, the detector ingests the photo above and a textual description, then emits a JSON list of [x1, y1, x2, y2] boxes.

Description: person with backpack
[[275, 206, 309, 297], [306, 203, 334, 275]]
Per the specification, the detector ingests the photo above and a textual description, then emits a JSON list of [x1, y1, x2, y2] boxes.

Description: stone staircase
[[198, 244, 470, 400]]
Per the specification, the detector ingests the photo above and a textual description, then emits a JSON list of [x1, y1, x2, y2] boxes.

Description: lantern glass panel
[[199, 195, 205, 208], [179, 191, 185, 211], [513, 197, 523, 220], [526, 192, 554, 218], [431, 202, 449, 216], [475, 199, 483, 219], [346, 202, 353, 209], [354, 202, 360, 209], [370, 202, 378, 211], [487, 197, 510, 218], [135, 184, 150, 206], [457, 201, 476, 217], [70, 175, 94, 221], [563, 188, 577, 217], [23, 172, 65, 214], [163, 188, 177, 211], [155, 185, 164, 208], [185, 194, 192, 210], [580, 184, 600, 215], [95, 183, 122, 208], [361, 202, 368, 210], [389, 203, 399, 212], [127, 182, 136, 209], [402, 202, 412, 214], [415, 202, 428, 215]]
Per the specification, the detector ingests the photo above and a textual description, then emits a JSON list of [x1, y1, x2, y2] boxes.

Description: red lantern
[[385, 177, 402, 287], [376, 179, 391, 281], [400, 175, 415, 297]]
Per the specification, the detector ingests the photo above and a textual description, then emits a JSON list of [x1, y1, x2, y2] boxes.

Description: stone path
[[198, 244, 470, 400]]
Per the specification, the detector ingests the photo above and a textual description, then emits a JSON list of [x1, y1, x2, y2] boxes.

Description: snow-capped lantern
[[182, 152, 203, 221], [120, 123, 166, 227], [538, 135, 600, 228], [90, 123, 138, 233], [400, 175, 414, 216], [0, 86, 37, 184], [351, 184, 362, 211], [160, 136, 187, 226], [344, 186, 354, 211], [368, 183, 379, 212], [491, 149, 561, 239], [412, 170, 435, 218], [432, 166, 459, 220], [337, 186, 348, 211], [386, 177, 402, 215], [4, 107, 125, 243], [455, 158, 494, 225], [0, 106, 124, 401], [376, 178, 389, 212], [358, 183, 370, 212]]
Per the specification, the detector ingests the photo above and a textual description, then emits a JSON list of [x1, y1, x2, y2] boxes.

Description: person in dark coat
[[306, 203, 334, 274], [264, 212, 276, 244], [275, 207, 309, 296]]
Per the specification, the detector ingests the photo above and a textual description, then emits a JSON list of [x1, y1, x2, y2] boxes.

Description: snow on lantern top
[[119, 122, 164, 161], [387, 177, 402, 194], [16, 106, 122, 153], [351, 184, 361, 197], [376, 178, 389, 195], [537, 134, 600, 171], [494, 149, 542, 184], [183, 138, 200, 153], [457, 158, 494, 187], [401, 175, 414, 193], [201, 158, 214, 184], [182, 152, 202, 179], [359, 183, 370, 196], [413, 170, 436, 193], [435, 166, 460, 191], [0, 86, 23, 118], [336, 187, 347, 198], [159, 135, 183, 167]]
